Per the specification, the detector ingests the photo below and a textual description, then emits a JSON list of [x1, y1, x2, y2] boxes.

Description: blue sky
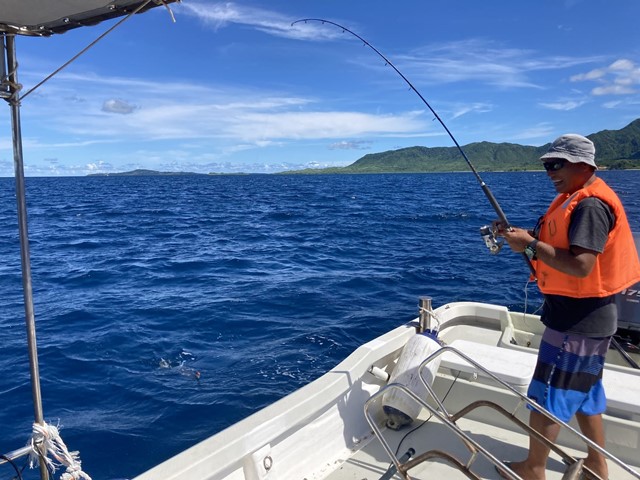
[[1, 0, 639, 176]]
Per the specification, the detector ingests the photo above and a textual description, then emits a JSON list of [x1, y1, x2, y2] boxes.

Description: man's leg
[[500, 410, 560, 480], [576, 412, 608, 479]]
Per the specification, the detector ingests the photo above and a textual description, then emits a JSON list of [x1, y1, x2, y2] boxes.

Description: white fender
[[382, 333, 442, 430]]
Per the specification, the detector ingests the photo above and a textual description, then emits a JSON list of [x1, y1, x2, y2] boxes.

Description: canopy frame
[[2, 32, 49, 480]]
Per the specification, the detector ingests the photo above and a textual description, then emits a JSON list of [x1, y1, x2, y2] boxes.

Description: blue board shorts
[[527, 327, 610, 422]]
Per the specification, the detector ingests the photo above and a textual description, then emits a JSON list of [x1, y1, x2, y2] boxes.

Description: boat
[[128, 297, 640, 480], [3, 3, 640, 480]]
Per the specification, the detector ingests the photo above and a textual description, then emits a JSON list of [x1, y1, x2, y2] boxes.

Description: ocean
[[1, 171, 639, 479]]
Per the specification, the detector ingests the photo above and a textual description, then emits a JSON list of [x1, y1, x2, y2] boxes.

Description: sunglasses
[[542, 159, 566, 172]]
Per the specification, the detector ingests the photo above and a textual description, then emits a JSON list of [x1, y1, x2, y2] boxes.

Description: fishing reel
[[479, 224, 504, 255]]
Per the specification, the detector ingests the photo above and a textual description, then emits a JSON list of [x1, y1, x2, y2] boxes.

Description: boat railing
[[0, 445, 36, 478], [0, 423, 55, 480], [364, 345, 640, 480]]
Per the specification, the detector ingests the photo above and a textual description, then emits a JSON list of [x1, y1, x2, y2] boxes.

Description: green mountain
[[290, 118, 640, 174]]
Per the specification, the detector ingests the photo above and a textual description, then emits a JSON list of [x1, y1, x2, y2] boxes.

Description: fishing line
[[291, 18, 535, 275]]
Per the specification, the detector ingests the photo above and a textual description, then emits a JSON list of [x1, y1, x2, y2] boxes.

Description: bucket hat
[[540, 134, 596, 168]]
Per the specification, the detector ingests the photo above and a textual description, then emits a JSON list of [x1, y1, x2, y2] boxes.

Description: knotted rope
[[29, 422, 92, 480]]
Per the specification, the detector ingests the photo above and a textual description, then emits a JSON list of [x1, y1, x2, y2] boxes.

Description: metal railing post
[[3, 33, 49, 480], [418, 296, 433, 333]]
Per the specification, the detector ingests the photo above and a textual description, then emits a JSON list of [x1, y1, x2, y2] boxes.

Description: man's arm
[[536, 241, 597, 277], [500, 227, 597, 277], [497, 197, 612, 278]]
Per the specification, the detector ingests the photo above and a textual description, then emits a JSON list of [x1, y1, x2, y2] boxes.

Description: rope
[[161, 0, 178, 23], [29, 422, 92, 480], [418, 306, 442, 332], [1, 75, 22, 102], [1, 37, 22, 102]]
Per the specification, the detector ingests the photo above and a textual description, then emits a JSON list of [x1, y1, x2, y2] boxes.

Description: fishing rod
[[291, 18, 535, 276]]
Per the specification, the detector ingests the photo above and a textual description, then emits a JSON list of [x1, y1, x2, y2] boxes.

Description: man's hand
[[493, 222, 535, 253]]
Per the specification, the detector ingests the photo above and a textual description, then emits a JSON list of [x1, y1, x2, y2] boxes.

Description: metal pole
[[418, 296, 433, 333], [3, 34, 49, 480]]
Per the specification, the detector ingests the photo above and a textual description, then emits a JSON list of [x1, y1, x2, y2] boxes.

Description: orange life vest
[[536, 177, 640, 297]]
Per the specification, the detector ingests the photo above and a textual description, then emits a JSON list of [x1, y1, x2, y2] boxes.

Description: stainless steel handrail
[[365, 382, 519, 480], [364, 345, 640, 480], [0, 446, 32, 466], [420, 346, 640, 478]]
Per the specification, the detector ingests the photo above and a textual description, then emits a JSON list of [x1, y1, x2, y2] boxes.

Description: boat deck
[[325, 413, 640, 480], [320, 313, 640, 480]]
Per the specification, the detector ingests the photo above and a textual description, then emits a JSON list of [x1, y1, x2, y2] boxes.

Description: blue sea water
[[0, 171, 639, 480]]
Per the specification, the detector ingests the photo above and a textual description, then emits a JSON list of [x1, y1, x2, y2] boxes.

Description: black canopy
[[0, 0, 179, 36]]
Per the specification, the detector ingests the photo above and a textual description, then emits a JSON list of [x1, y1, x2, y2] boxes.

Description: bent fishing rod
[[292, 18, 535, 275]]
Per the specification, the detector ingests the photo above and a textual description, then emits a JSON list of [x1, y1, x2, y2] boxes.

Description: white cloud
[[102, 99, 137, 114], [571, 58, 640, 96], [178, 4, 606, 95], [602, 100, 622, 109], [570, 69, 606, 82], [179, 2, 347, 41], [6, 67, 431, 175], [539, 99, 586, 111], [395, 39, 603, 89], [328, 140, 371, 150], [223, 111, 422, 141], [22, 70, 427, 144], [511, 124, 555, 141], [592, 84, 635, 96], [86, 161, 112, 172], [609, 59, 635, 71], [450, 103, 492, 120]]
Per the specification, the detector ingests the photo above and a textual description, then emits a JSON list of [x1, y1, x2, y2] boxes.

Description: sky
[[1, 0, 639, 176]]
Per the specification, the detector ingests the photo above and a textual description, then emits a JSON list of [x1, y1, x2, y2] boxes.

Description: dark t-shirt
[[541, 197, 618, 337]]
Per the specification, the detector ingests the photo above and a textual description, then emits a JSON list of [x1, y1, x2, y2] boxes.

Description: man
[[496, 134, 640, 480]]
